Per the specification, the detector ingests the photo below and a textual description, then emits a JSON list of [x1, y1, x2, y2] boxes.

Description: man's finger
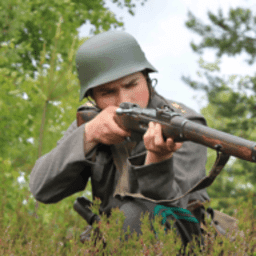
[[154, 123, 164, 145], [112, 117, 132, 137], [166, 138, 174, 150]]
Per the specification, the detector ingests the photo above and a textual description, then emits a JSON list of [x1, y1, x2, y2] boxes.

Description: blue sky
[[79, 0, 256, 113]]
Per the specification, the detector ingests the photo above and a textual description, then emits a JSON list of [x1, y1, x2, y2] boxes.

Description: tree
[[0, 0, 148, 161], [183, 7, 256, 212], [0, 0, 147, 73]]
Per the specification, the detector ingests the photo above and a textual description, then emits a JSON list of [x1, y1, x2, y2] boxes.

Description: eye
[[102, 90, 115, 96], [125, 83, 137, 89]]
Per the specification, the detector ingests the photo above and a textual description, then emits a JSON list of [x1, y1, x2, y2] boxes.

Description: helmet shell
[[76, 31, 157, 101]]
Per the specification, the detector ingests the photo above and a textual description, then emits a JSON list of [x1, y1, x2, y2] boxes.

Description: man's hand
[[85, 106, 131, 145], [143, 122, 183, 165]]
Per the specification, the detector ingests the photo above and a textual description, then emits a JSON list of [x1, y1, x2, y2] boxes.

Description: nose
[[116, 90, 131, 106]]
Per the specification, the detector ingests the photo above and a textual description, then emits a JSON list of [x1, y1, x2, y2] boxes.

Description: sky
[[78, 0, 256, 114]]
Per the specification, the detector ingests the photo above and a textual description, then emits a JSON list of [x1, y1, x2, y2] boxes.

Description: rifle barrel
[[171, 116, 256, 163]]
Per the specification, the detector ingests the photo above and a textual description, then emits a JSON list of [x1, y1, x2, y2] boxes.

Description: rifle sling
[[111, 142, 230, 207]]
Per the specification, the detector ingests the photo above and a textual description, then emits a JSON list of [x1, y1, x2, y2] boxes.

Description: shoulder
[[160, 96, 207, 126], [57, 120, 78, 146]]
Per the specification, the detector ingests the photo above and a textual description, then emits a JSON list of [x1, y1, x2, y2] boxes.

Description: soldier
[[30, 31, 210, 247]]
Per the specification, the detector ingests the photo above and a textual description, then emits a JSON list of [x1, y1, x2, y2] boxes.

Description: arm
[[29, 121, 96, 204], [29, 105, 131, 204]]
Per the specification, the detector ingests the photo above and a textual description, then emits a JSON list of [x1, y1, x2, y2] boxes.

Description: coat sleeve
[[128, 120, 210, 209], [29, 120, 96, 204], [129, 152, 188, 208]]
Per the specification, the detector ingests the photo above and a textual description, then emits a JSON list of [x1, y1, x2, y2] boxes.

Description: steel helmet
[[76, 31, 158, 101]]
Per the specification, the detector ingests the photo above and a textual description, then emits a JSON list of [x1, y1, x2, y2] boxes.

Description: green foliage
[[0, 0, 128, 73], [111, 0, 148, 15], [0, 0, 149, 73], [0, 25, 79, 169], [0, 0, 147, 160], [183, 7, 256, 212], [185, 69, 256, 213], [1, 187, 255, 255], [185, 7, 256, 64]]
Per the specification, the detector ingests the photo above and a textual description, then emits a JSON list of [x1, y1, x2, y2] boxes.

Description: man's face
[[92, 72, 149, 109]]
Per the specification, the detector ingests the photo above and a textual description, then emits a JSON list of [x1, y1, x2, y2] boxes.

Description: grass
[[1, 187, 255, 255], [1, 163, 255, 256]]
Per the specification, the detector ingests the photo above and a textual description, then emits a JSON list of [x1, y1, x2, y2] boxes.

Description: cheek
[[134, 90, 149, 101], [132, 85, 149, 107], [96, 96, 116, 109]]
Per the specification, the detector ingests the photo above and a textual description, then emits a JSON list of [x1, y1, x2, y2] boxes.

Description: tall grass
[[1, 170, 255, 256]]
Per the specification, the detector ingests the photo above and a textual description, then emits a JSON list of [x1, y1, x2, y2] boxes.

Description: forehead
[[95, 72, 143, 91]]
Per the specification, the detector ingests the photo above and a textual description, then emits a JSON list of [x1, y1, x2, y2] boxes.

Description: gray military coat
[[30, 93, 210, 216]]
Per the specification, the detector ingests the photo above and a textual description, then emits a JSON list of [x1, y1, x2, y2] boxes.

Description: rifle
[[77, 102, 256, 163]]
